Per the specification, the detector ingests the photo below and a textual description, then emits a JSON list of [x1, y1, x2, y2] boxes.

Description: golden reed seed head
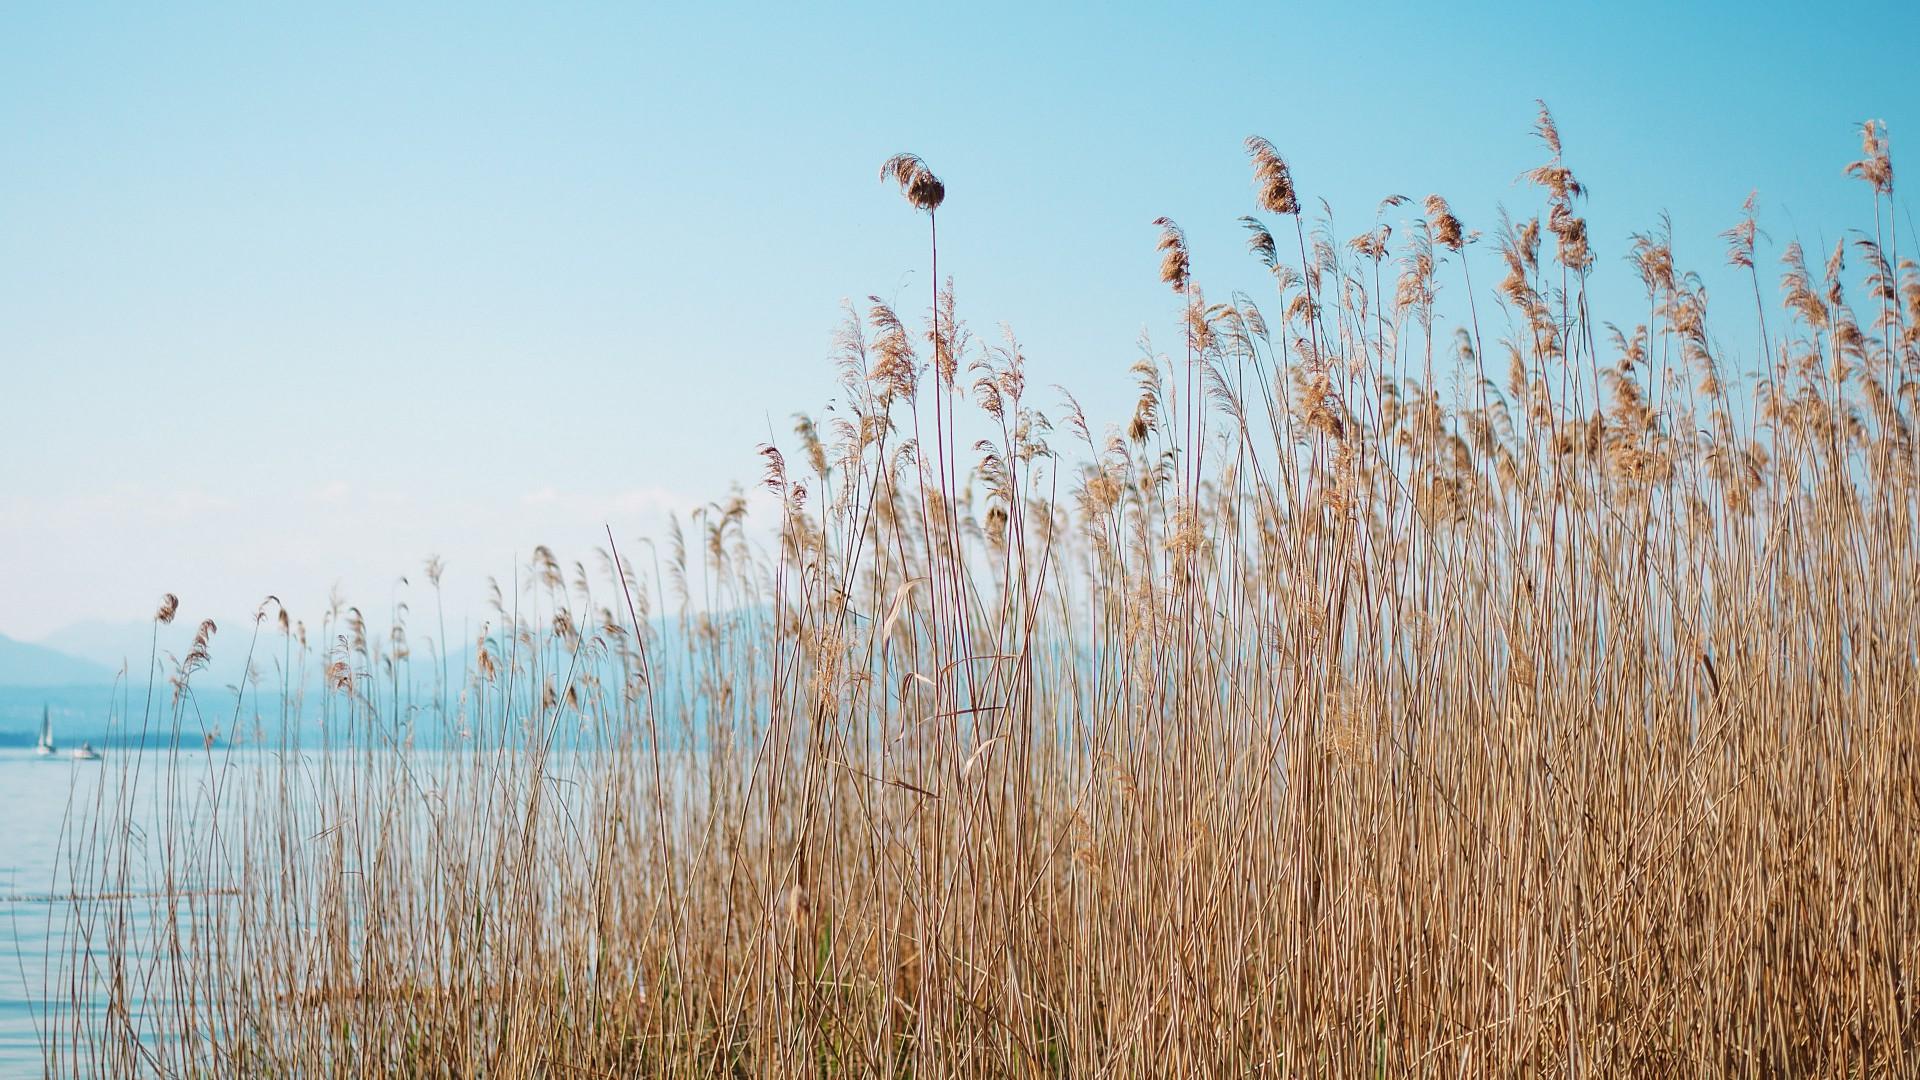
[[1348, 223, 1392, 262], [155, 592, 179, 624], [879, 153, 945, 212], [1721, 192, 1760, 270], [1534, 99, 1562, 158], [1239, 216, 1279, 269], [1151, 217, 1190, 292], [1424, 195, 1465, 251], [1847, 119, 1893, 195], [1244, 135, 1299, 216]]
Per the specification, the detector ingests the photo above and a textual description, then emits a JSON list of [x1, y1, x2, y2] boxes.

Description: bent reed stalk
[[40, 107, 1920, 1076]]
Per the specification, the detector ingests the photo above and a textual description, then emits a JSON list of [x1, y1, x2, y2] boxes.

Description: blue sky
[[1, 1, 1914, 639]]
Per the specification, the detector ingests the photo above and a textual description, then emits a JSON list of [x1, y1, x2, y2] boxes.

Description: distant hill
[[37, 619, 167, 680], [0, 633, 115, 687], [0, 685, 125, 743], [37, 616, 278, 691]]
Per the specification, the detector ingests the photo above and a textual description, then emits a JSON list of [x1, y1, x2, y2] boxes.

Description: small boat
[[70, 741, 102, 762], [35, 706, 57, 757]]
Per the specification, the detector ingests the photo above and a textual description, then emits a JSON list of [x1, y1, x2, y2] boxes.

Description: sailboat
[[35, 706, 57, 757]]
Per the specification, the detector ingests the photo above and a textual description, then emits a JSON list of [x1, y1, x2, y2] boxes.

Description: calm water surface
[[1, 747, 303, 1076], [0, 749, 133, 1075], [0, 742, 624, 1075]]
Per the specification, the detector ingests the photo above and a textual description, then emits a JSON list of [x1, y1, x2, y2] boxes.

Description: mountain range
[[0, 632, 117, 687]]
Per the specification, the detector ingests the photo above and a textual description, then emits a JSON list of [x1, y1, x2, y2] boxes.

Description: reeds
[[38, 107, 1920, 1076]]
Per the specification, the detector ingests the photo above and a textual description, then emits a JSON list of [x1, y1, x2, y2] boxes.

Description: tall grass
[[41, 106, 1920, 1076]]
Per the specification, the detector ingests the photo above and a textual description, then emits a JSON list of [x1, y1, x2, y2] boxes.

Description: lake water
[[0, 740, 653, 1076], [1, 746, 303, 1076], [0, 749, 122, 1076]]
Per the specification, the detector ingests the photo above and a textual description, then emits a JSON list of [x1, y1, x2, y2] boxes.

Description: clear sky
[[2, 1, 1915, 640]]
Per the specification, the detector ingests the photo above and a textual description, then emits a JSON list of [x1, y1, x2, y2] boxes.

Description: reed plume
[[878, 152, 945, 212], [1244, 134, 1298, 215]]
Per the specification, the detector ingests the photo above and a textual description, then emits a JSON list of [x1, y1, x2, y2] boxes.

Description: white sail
[[35, 706, 56, 756]]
